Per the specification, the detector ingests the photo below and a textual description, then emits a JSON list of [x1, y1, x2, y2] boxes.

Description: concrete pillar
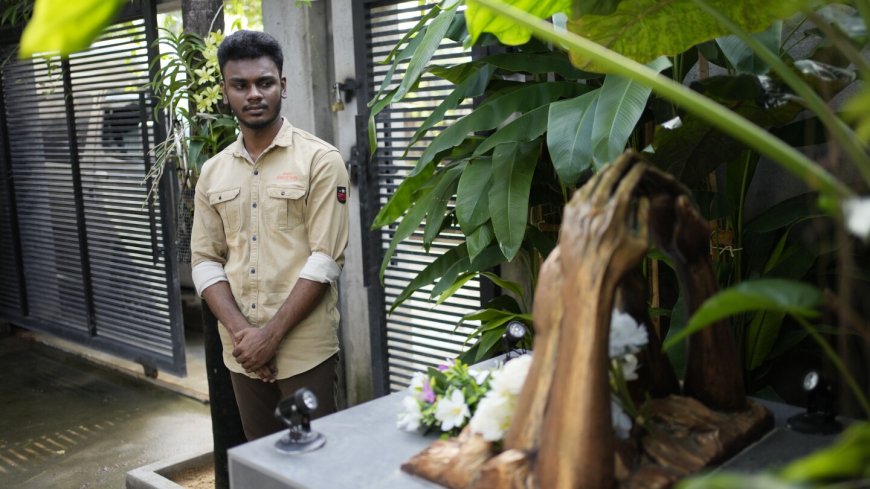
[[262, 0, 333, 141], [263, 0, 373, 406]]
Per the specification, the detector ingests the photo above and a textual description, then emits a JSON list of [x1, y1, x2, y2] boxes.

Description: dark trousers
[[229, 353, 339, 441]]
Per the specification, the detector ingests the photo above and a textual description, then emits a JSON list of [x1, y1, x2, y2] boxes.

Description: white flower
[[609, 310, 648, 358], [489, 354, 532, 399], [620, 353, 639, 381], [844, 197, 870, 240], [434, 389, 471, 431], [396, 396, 422, 432], [611, 398, 632, 440], [408, 371, 429, 402], [469, 395, 514, 441], [469, 368, 490, 385]]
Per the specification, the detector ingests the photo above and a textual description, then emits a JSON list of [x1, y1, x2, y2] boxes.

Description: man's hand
[[232, 327, 280, 379]]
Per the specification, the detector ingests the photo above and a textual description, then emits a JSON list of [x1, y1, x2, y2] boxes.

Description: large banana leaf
[[663, 278, 821, 351], [474, 103, 552, 156], [466, 0, 571, 45], [410, 81, 588, 178], [378, 164, 465, 279], [489, 140, 541, 260], [20, 0, 125, 57], [591, 56, 670, 167], [566, 0, 804, 72], [456, 159, 493, 235], [395, 5, 459, 102], [547, 90, 601, 186], [408, 65, 496, 149], [716, 22, 782, 75]]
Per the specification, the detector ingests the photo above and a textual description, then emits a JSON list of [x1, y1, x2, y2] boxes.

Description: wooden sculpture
[[402, 152, 773, 489]]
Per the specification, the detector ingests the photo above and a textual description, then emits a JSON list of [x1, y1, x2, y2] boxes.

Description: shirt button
[[252, 202, 257, 208], [250, 267, 256, 274], [253, 170, 259, 176], [251, 304, 256, 309], [280, 191, 285, 196], [252, 235, 257, 241]]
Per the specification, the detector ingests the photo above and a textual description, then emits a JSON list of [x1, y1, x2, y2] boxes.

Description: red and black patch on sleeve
[[337, 186, 347, 204]]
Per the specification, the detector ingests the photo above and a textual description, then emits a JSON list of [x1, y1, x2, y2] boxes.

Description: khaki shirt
[[191, 119, 349, 379]]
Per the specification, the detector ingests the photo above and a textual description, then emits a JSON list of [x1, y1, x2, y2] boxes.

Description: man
[[190, 30, 349, 440]]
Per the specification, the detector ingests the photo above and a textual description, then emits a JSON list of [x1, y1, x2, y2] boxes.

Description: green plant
[[369, 0, 869, 414], [146, 28, 237, 200]]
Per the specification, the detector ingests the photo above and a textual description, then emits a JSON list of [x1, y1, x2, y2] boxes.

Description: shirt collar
[[231, 117, 294, 161]]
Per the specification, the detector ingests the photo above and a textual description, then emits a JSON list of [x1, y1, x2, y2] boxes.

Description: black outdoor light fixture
[[274, 388, 326, 454], [502, 321, 528, 360], [786, 369, 843, 435]]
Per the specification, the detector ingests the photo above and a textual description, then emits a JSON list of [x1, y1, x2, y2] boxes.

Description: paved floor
[[0, 332, 213, 489]]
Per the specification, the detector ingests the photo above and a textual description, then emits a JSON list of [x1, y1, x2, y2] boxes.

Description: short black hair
[[217, 30, 284, 76]]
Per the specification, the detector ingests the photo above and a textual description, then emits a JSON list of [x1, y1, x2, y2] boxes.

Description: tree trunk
[[182, 0, 225, 36]]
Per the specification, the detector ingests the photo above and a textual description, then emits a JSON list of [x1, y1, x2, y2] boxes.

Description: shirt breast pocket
[[208, 187, 242, 234], [266, 184, 306, 231]]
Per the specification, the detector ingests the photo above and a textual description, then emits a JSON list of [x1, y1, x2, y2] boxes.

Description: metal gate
[[353, 0, 486, 393], [0, 1, 185, 375]]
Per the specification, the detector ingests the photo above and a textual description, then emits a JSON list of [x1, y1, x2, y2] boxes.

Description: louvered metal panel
[[0, 2, 185, 375], [359, 1, 482, 392]]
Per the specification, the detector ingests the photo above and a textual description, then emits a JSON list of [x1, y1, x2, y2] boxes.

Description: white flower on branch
[[844, 197, 870, 240], [611, 398, 632, 440], [609, 310, 649, 358], [620, 353, 640, 381], [396, 396, 422, 432], [489, 354, 533, 399], [469, 395, 514, 441], [434, 389, 470, 431]]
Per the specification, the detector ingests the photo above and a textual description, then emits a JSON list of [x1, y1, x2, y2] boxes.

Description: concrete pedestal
[[229, 387, 841, 488]]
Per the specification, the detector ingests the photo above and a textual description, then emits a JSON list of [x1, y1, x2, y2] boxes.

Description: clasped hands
[[232, 325, 280, 382]]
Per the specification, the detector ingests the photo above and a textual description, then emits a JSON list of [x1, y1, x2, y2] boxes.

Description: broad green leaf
[[395, 7, 458, 102], [372, 163, 435, 228], [591, 57, 670, 167], [663, 279, 822, 351], [745, 193, 819, 233], [423, 164, 465, 248], [547, 90, 600, 186], [410, 81, 587, 178], [575, 0, 624, 15], [434, 272, 476, 306], [466, 0, 571, 46], [474, 103, 553, 156], [567, 0, 804, 72], [716, 22, 782, 75], [390, 245, 469, 311], [430, 243, 507, 298], [480, 51, 597, 79], [475, 328, 505, 362], [378, 171, 447, 280], [20, 0, 126, 57], [456, 159, 493, 234], [480, 272, 525, 304], [367, 88, 397, 155], [744, 310, 786, 371], [467, 223, 495, 262], [489, 141, 540, 260], [408, 65, 496, 149]]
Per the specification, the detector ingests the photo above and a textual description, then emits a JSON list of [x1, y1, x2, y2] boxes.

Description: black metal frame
[[0, 71, 27, 318], [0, 0, 186, 376], [352, 0, 390, 398]]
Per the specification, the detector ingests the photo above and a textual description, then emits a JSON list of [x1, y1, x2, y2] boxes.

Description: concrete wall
[[263, 0, 374, 406]]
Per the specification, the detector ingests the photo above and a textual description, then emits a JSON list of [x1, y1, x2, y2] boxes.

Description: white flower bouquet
[[398, 309, 650, 443]]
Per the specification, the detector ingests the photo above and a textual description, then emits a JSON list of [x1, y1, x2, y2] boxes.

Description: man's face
[[221, 56, 285, 130]]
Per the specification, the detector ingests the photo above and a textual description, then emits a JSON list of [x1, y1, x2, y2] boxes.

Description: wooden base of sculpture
[[402, 396, 772, 489]]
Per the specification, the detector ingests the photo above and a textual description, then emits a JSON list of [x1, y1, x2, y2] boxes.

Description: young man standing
[[190, 30, 349, 440]]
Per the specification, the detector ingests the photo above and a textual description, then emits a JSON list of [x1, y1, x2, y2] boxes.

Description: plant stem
[[794, 315, 870, 417], [468, 0, 854, 201], [692, 0, 870, 188]]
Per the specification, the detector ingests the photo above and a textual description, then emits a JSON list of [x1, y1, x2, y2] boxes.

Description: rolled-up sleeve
[[304, 150, 350, 273], [190, 178, 229, 296]]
